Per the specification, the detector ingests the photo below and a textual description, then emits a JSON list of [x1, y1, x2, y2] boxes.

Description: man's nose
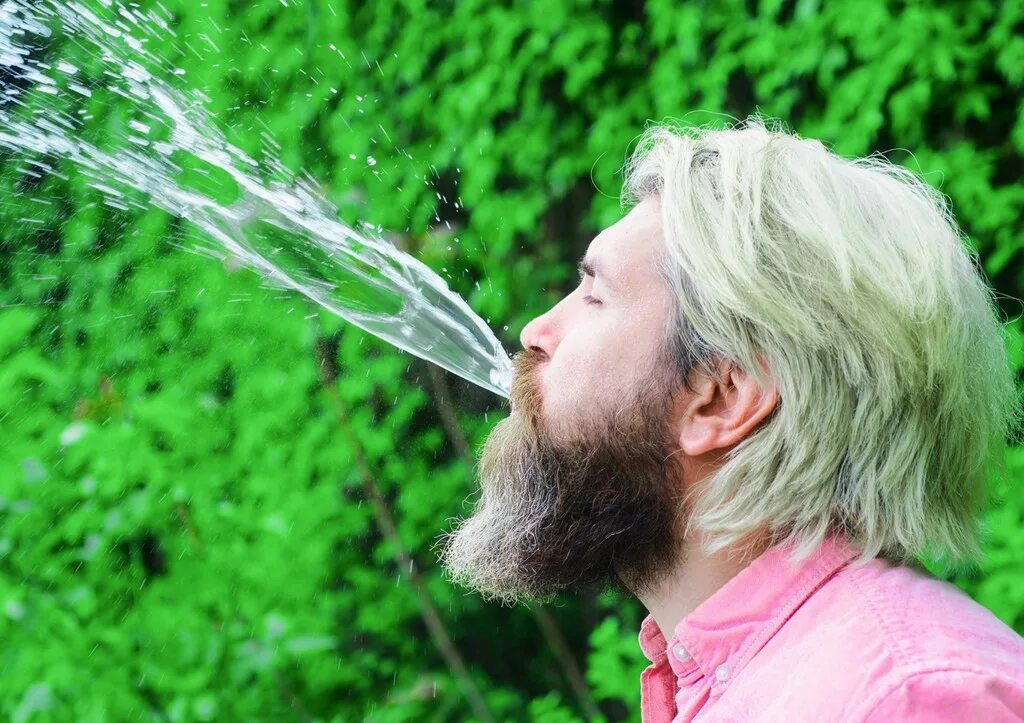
[[519, 310, 558, 360]]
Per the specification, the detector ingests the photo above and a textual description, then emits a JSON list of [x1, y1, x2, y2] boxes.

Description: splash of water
[[0, 0, 515, 398]]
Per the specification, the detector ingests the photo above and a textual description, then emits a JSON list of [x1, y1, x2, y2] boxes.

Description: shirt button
[[671, 643, 691, 662], [715, 664, 730, 682]]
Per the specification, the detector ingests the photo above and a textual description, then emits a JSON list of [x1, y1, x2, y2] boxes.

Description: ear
[[677, 356, 779, 457]]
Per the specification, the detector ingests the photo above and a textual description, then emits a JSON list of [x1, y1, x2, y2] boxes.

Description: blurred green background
[[2, 0, 1023, 720]]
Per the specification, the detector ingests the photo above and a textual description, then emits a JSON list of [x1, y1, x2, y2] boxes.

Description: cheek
[[541, 325, 634, 420], [537, 338, 589, 422]]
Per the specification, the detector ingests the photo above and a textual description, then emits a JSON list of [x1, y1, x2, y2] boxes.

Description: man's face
[[518, 196, 678, 439], [437, 197, 691, 604]]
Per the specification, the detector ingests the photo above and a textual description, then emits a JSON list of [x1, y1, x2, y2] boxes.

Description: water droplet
[[366, 156, 376, 166]]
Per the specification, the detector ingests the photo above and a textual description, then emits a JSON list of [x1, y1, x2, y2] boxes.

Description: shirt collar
[[638, 533, 861, 683]]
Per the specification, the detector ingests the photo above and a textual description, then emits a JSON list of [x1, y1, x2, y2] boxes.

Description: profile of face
[[437, 197, 694, 605]]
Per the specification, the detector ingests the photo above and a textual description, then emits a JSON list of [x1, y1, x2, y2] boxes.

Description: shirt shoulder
[[726, 556, 1024, 721], [823, 561, 1024, 716], [840, 560, 1024, 721], [840, 559, 1024, 675], [859, 668, 1024, 722]]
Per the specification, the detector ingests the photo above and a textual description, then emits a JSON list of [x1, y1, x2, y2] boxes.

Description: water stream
[[0, 0, 516, 398]]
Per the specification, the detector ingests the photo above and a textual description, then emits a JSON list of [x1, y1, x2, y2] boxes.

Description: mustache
[[508, 348, 546, 431]]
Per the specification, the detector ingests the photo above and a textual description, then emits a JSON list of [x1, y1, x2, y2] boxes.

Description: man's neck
[[636, 530, 771, 642]]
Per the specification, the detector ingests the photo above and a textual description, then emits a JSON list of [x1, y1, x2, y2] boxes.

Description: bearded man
[[438, 117, 1024, 722]]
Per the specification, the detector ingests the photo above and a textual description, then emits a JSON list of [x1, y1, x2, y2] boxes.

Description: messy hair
[[623, 115, 1023, 572]]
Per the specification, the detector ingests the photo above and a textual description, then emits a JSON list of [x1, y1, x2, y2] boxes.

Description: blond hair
[[622, 115, 1023, 572]]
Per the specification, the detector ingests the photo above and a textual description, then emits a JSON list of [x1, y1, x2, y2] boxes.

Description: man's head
[[437, 116, 1021, 606]]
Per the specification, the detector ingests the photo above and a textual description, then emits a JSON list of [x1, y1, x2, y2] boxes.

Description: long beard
[[436, 349, 689, 606]]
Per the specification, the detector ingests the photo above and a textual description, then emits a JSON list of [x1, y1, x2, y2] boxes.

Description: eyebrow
[[577, 255, 611, 286]]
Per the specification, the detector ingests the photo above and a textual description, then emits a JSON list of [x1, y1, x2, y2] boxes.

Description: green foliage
[[2, 0, 1023, 720], [586, 613, 649, 714]]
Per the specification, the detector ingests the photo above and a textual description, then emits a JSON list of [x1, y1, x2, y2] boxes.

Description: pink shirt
[[638, 533, 1024, 722]]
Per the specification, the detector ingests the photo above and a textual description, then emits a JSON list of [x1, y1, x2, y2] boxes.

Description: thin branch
[[426, 364, 474, 461], [175, 502, 204, 557], [278, 678, 315, 723], [424, 362, 602, 721]]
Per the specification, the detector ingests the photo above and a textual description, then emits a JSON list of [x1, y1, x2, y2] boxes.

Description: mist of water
[[0, 0, 515, 398]]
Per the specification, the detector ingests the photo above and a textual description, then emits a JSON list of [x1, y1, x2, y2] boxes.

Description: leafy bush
[[1, 0, 1022, 720]]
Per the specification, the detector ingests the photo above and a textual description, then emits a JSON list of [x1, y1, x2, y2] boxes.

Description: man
[[436, 117, 1024, 721]]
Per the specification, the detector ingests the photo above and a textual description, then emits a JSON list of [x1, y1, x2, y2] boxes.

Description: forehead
[[587, 197, 664, 289]]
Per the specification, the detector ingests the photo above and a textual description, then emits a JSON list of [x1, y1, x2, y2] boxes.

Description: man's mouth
[[508, 350, 545, 418]]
